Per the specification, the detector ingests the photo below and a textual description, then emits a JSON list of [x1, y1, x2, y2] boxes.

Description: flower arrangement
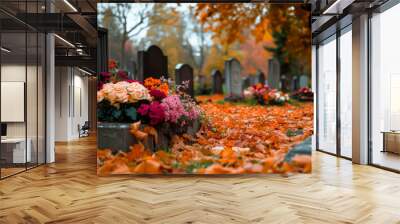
[[267, 89, 290, 105], [243, 83, 289, 105], [97, 63, 202, 129], [292, 87, 313, 101]]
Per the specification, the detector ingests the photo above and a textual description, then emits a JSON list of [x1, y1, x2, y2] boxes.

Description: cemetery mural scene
[[97, 3, 313, 175]]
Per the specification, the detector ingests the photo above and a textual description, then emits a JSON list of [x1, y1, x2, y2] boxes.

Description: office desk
[[1, 138, 31, 163]]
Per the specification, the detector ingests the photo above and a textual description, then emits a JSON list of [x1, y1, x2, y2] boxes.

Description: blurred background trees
[[98, 3, 310, 85]]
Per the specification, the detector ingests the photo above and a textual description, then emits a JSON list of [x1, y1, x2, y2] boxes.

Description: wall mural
[[97, 3, 313, 175]]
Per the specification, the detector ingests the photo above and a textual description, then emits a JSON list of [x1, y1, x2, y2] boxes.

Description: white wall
[[54, 67, 89, 141]]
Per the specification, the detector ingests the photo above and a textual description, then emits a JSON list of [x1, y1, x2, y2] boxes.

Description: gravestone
[[268, 59, 280, 89], [131, 61, 137, 80], [137, 45, 168, 81], [291, 75, 299, 91], [175, 64, 194, 97], [198, 75, 206, 93], [224, 58, 242, 97], [257, 71, 265, 85], [280, 75, 288, 91], [243, 76, 251, 89], [249, 75, 258, 86], [299, 75, 309, 88], [211, 69, 223, 94]]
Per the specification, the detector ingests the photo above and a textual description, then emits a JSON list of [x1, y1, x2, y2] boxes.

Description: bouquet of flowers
[[292, 87, 313, 101], [243, 83, 289, 105], [97, 71, 202, 127], [266, 89, 290, 105], [97, 81, 152, 122]]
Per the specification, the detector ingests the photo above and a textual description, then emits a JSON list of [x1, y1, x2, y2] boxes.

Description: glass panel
[[371, 4, 400, 171], [27, 31, 38, 169], [340, 29, 352, 158], [1, 31, 27, 177], [38, 32, 45, 165], [318, 36, 337, 154]]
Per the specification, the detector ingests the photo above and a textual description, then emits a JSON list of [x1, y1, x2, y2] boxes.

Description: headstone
[[211, 69, 223, 94], [249, 75, 258, 86], [268, 59, 280, 89], [137, 45, 168, 81], [243, 76, 251, 89], [131, 60, 137, 80], [280, 75, 288, 91], [198, 75, 206, 93], [175, 64, 194, 97], [224, 58, 242, 97], [291, 75, 299, 91], [257, 71, 265, 85], [299, 75, 309, 88]]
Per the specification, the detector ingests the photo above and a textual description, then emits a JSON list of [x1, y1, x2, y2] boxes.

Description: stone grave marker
[[211, 69, 223, 94], [175, 64, 194, 97], [224, 58, 242, 97], [137, 45, 168, 81], [268, 59, 280, 89]]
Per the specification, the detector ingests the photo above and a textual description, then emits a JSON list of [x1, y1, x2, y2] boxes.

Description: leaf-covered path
[[98, 95, 314, 175]]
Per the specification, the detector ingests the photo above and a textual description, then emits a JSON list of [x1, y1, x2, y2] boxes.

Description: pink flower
[[161, 95, 187, 124]]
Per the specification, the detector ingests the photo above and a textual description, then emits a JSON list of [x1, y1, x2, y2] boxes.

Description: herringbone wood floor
[[1, 135, 400, 224]]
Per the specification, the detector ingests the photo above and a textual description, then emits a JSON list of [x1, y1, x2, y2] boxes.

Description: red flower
[[108, 59, 117, 70], [117, 70, 128, 80], [138, 104, 150, 116], [137, 102, 165, 126], [149, 89, 166, 100], [148, 102, 165, 125]]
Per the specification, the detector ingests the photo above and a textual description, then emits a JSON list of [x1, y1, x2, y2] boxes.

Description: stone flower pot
[[98, 119, 202, 154], [97, 122, 155, 153]]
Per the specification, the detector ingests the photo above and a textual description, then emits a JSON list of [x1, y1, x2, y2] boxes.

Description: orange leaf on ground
[[134, 157, 161, 174]]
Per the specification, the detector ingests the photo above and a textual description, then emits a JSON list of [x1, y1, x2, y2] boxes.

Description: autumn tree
[[195, 4, 311, 90], [145, 4, 197, 78], [99, 3, 151, 69]]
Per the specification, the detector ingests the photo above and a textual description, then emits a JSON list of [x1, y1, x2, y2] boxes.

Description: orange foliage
[[98, 96, 313, 175]]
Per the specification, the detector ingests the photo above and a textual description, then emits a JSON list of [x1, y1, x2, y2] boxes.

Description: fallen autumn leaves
[[98, 96, 313, 175]]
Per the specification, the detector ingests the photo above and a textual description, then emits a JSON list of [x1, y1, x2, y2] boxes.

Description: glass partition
[[1, 31, 28, 177], [0, 1, 46, 179], [339, 28, 352, 158], [371, 4, 400, 171], [317, 36, 337, 154]]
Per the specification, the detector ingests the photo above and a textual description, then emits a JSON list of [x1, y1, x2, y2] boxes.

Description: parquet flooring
[[1, 135, 400, 223]]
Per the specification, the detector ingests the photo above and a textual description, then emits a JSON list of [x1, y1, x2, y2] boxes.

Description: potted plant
[[97, 81, 153, 153], [97, 62, 203, 154]]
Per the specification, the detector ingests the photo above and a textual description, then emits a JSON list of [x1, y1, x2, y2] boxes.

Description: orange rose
[[159, 83, 169, 95]]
